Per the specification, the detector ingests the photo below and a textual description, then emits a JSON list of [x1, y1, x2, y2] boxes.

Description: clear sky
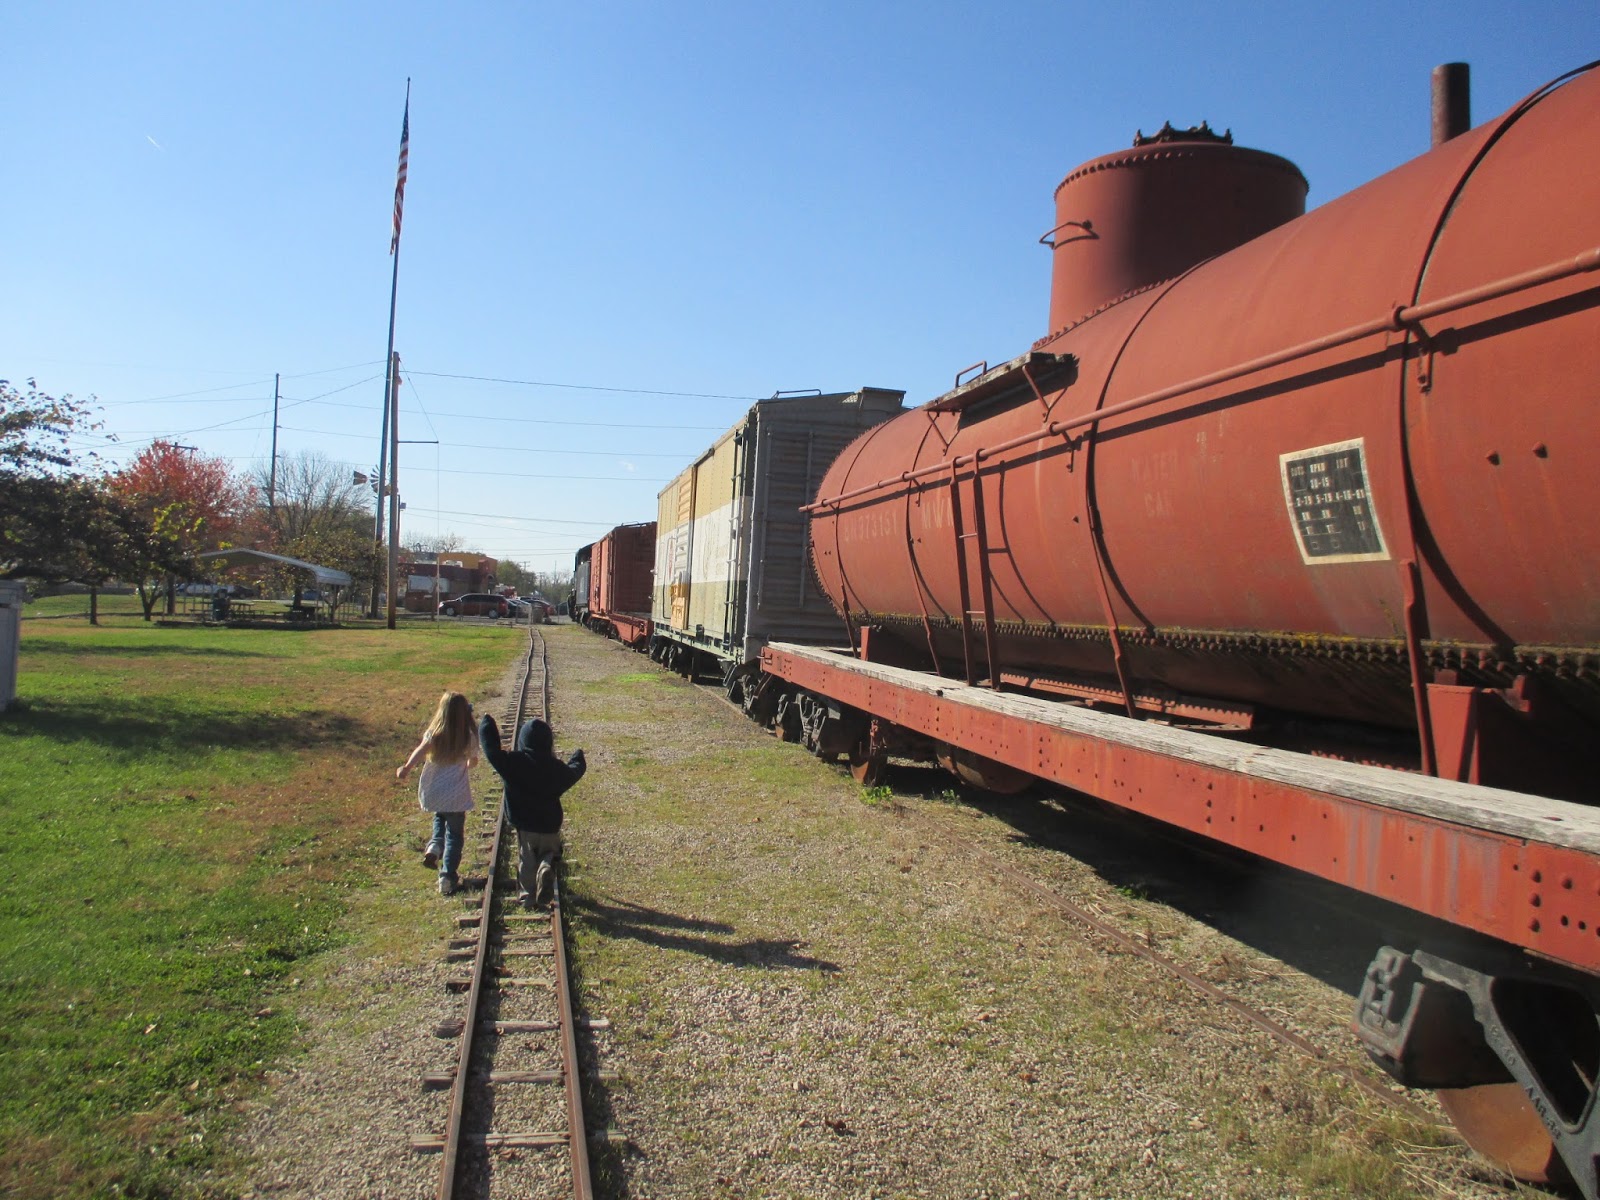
[[4, 2, 1595, 575]]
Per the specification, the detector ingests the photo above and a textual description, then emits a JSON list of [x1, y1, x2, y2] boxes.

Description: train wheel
[[1435, 1083, 1572, 1187], [848, 744, 888, 787]]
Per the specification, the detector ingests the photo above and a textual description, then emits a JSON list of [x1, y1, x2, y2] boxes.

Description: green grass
[[0, 617, 517, 1199], [22, 591, 148, 620]]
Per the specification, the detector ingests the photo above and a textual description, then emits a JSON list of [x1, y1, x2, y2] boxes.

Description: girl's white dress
[[417, 755, 474, 812]]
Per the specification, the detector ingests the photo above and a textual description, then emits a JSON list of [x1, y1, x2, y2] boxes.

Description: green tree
[[496, 559, 531, 592], [0, 376, 108, 582], [246, 451, 382, 599]]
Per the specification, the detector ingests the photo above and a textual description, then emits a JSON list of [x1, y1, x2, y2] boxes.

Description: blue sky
[[4, 2, 1594, 574]]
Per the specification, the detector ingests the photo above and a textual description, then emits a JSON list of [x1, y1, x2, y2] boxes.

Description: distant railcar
[[570, 542, 593, 625], [584, 522, 655, 648]]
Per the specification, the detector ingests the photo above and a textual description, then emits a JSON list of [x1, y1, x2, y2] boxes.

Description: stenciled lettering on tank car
[[1278, 438, 1389, 563]]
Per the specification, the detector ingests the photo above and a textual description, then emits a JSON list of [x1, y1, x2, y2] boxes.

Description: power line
[[274, 423, 688, 457], [403, 505, 615, 527], [300, 394, 724, 431], [94, 362, 384, 406], [406, 369, 761, 401]]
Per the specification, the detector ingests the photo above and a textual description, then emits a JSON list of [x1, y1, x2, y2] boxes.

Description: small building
[[400, 552, 498, 613]]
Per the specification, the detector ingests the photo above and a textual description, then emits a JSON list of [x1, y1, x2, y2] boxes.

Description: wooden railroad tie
[[447, 976, 551, 991], [422, 1066, 619, 1088], [411, 1131, 569, 1152], [431, 1015, 609, 1038]]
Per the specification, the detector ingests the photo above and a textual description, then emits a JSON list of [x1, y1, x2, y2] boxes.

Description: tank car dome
[[1044, 123, 1308, 336]]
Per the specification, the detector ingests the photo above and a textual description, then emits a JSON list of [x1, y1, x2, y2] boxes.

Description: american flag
[[390, 94, 409, 254]]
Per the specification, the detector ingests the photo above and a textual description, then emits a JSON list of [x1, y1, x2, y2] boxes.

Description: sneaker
[[438, 875, 457, 897], [534, 860, 553, 905], [517, 892, 534, 909], [422, 844, 439, 870]]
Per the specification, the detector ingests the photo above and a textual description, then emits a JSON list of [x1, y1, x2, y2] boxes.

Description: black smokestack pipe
[[1432, 62, 1471, 147]]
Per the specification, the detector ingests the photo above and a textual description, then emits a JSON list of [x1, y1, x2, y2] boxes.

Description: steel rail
[[550, 873, 594, 1197], [530, 626, 592, 1197], [805, 244, 1600, 513], [436, 625, 548, 1200]]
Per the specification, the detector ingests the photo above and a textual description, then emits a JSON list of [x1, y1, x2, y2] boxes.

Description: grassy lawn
[[0, 613, 517, 1199]]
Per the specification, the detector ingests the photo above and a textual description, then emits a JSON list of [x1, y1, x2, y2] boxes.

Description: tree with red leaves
[[109, 441, 253, 620]]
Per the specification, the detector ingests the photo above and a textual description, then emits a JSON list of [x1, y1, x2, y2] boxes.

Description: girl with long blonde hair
[[397, 691, 479, 895]]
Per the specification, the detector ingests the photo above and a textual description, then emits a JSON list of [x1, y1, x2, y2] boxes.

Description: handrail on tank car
[[805, 245, 1600, 513]]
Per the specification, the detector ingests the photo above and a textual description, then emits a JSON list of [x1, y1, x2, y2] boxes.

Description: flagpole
[[372, 78, 410, 620], [387, 351, 401, 630]]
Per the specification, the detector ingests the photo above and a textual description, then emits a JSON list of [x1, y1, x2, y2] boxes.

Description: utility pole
[[386, 352, 401, 630], [371, 383, 389, 619], [396, 437, 438, 625], [168, 444, 199, 616], [268, 373, 280, 514]]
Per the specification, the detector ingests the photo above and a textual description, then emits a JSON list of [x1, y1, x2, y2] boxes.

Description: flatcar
[[731, 63, 1599, 1195]]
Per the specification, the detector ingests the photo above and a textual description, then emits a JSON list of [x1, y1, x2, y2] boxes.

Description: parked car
[[503, 596, 552, 622], [438, 593, 509, 618]]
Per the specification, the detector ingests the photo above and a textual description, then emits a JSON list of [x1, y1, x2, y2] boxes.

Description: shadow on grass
[[580, 897, 839, 973], [20, 640, 272, 659], [885, 761, 1464, 999], [1, 695, 360, 755]]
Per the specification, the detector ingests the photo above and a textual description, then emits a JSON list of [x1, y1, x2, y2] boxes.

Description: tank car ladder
[[947, 460, 1002, 688]]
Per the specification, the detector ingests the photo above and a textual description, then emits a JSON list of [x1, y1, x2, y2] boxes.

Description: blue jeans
[[430, 811, 466, 880]]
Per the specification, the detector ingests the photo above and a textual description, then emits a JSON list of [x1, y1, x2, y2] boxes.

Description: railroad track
[[410, 624, 602, 1200]]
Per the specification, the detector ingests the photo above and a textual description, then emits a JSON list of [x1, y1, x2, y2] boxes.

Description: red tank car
[[749, 63, 1600, 1193], [810, 64, 1600, 802], [585, 522, 656, 648]]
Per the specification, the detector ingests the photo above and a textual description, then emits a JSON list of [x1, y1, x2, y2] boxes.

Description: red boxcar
[[586, 522, 655, 648]]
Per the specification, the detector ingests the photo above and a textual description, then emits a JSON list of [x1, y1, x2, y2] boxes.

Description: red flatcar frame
[[762, 641, 1600, 976]]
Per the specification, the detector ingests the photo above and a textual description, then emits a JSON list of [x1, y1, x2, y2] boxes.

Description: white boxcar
[[651, 387, 905, 682]]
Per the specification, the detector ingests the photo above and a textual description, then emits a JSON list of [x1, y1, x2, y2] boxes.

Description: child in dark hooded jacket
[[478, 714, 586, 904]]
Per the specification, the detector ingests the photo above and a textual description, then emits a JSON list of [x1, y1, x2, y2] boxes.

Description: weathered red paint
[[606, 612, 652, 648], [1044, 126, 1306, 335]]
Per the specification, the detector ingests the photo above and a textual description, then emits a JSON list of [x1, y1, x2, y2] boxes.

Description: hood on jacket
[[518, 719, 553, 754]]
